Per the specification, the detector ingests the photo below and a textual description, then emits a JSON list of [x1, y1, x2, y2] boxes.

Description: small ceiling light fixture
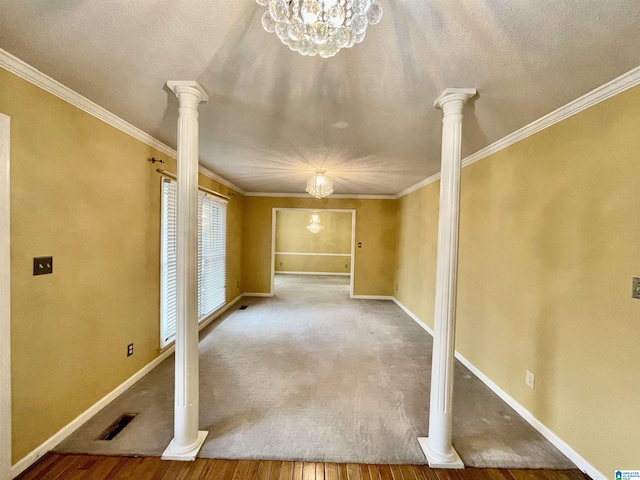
[[306, 213, 325, 234], [257, 0, 383, 58], [306, 169, 334, 199]]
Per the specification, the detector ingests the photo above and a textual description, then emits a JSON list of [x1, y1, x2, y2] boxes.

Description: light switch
[[33, 256, 53, 275], [632, 277, 640, 299]]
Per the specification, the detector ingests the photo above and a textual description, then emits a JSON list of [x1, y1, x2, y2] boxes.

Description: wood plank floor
[[16, 454, 590, 480]]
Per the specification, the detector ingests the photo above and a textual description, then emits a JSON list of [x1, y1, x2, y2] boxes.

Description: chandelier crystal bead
[[352, 0, 369, 16], [306, 170, 334, 199], [262, 11, 277, 32], [257, 0, 382, 57], [367, 1, 383, 24]]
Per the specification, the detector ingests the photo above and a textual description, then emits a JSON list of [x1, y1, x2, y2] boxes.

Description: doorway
[[270, 208, 356, 298], [1, 113, 11, 480]]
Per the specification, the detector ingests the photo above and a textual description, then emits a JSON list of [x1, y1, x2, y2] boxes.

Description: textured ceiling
[[1, 1, 639, 195]]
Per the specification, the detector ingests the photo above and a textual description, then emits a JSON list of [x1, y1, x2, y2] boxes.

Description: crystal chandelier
[[306, 170, 334, 198], [257, 0, 383, 57], [306, 214, 325, 234]]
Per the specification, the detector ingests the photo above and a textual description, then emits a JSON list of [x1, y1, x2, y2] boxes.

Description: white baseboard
[[391, 297, 606, 480], [242, 292, 274, 298], [275, 271, 350, 276], [10, 347, 174, 478], [351, 295, 394, 300], [10, 294, 243, 479], [392, 298, 434, 335]]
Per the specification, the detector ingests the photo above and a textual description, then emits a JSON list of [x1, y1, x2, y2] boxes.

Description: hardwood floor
[[16, 454, 590, 480]]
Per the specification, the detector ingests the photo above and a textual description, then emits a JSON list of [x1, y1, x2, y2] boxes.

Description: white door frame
[[271, 208, 356, 298], [0, 113, 12, 480]]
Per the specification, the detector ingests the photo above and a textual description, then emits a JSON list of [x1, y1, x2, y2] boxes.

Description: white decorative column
[[162, 81, 209, 461], [418, 88, 476, 469]]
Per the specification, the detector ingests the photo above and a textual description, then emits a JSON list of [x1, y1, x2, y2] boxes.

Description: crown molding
[[198, 166, 245, 195], [0, 49, 247, 196], [394, 172, 441, 199], [396, 64, 640, 199], [5, 48, 638, 201], [244, 192, 395, 199], [0, 49, 177, 159]]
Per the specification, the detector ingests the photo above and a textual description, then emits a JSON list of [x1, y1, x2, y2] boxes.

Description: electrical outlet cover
[[525, 370, 535, 389]]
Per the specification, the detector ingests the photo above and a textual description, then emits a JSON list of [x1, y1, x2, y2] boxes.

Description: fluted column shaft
[[419, 88, 476, 469], [162, 81, 209, 461]]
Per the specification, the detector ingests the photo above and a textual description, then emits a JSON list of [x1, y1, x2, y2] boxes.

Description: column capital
[[167, 81, 209, 103], [433, 88, 476, 110]]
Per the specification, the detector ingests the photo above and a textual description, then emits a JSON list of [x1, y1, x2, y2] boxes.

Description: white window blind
[[197, 191, 227, 319], [160, 179, 178, 347], [160, 179, 227, 347]]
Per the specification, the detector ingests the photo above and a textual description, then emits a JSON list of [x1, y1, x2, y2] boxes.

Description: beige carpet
[[55, 275, 575, 468]]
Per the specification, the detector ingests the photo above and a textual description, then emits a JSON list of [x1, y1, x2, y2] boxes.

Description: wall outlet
[[279, 262, 283, 267], [345, 264, 348, 268], [525, 370, 535, 389], [395, 284, 398, 291], [127, 343, 134, 357], [236, 281, 240, 288], [632, 277, 640, 299]]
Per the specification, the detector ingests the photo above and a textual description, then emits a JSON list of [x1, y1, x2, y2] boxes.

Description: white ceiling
[[1, 1, 639, 195]]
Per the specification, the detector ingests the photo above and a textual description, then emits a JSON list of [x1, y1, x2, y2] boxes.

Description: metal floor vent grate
[[98, 414, 137, 441], [239, 305, 249, 310]]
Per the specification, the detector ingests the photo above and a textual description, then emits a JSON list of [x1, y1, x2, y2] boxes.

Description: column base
[[418, 437, 464, 469], [161, 431, 209, 461]]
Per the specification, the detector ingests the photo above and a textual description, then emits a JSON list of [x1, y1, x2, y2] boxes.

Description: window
[[160, 179, 227, 347], [160, 179, 178, 347], [197, 190, 227, 318]]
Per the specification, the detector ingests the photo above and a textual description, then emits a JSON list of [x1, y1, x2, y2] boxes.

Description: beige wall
[[395, 85, 640, 473], [1, 68, 244, 463], [243, 197, 397, 296], [394, 184, 440, 323], [275, 210, 351, 274]]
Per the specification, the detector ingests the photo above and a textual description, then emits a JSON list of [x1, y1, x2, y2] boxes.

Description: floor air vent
[[239, 305, 248, 310], [98, 414, 137, 441]]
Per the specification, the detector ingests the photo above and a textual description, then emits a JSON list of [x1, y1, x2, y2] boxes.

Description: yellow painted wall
[[0, 68, 244, 463], [395, 85, 640, 474], [243, 197, 397, 296], [275, 210, 351, 274], [394, 184, 440, 323]]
